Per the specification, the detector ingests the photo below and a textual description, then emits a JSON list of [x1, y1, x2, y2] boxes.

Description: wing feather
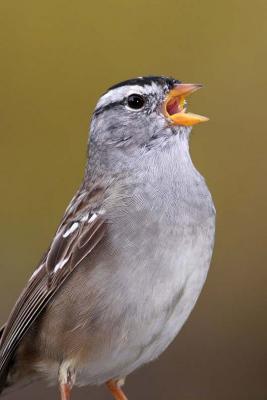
[[0, 187, 106, 386]]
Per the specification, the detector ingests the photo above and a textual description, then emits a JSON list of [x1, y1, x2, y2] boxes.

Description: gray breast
[[76, 137, 216, 382], [41, 135, 216, 386]]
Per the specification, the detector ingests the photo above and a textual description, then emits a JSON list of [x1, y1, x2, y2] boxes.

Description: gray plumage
[[0, 76, 215, 397]]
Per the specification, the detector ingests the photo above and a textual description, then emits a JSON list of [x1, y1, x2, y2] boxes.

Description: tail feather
[[0, 325, 5, 341], [0, 324, 39, 396], [0, 324, 9, 395]]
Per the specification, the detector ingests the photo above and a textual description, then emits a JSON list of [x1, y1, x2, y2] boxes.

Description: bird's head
[[87, 76, 208, 179]]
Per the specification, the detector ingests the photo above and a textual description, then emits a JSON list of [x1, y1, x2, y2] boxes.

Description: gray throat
[[86, 130, 215, 230]]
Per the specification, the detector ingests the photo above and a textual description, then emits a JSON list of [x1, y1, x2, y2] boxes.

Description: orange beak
[[163, 83, 209, 126]]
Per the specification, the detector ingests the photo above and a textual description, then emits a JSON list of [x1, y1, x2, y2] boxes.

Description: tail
[[0, 324, 9, 395], [0, 325, 39, 397], [0, 325, 4, 342]]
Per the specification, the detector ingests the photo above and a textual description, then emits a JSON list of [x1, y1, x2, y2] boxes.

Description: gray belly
[[74, 212, 215, 385], [34, 164, 215, 386]]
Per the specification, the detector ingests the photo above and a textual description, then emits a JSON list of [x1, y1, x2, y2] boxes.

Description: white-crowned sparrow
[[0, 76, 215, 400]]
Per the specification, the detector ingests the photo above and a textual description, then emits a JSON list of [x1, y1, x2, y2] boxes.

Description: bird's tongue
[[166, 96, 184, 115], [163, 84, 209, 126]]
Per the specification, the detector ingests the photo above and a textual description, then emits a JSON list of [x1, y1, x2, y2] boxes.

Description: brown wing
[[0, 186, 106, 389], [0, 326, 5, 342]]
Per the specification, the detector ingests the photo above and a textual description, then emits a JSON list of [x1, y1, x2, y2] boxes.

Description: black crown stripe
[[108, 76, 180, 91]]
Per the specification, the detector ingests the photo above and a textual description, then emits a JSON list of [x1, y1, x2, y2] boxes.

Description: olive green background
[[0, 0, 266, 399]]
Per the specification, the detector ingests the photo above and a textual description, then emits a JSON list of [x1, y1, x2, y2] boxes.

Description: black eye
[[127, 94, 145, 110]]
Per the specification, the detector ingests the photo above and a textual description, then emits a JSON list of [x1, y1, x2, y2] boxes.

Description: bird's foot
[[58, 361, 76, 400], [60, 383, 72, 400], [106, 378, 127, 400]]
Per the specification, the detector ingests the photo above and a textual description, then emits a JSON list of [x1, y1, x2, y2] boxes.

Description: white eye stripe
[[96, 82, 162, 111]]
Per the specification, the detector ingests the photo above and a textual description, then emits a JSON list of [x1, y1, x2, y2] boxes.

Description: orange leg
[[106, 379, 128, 400], [60, 383, 72, 400], [58, 362, 76, 400]]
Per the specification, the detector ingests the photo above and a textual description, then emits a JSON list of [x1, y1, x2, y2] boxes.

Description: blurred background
[[0, 0, 266, 399]]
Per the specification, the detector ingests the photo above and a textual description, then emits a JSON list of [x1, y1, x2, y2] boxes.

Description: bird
[[0, 76, 215, 400]]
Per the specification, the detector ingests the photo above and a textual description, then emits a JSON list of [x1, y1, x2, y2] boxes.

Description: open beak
[[163, 83, 209, 126]]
